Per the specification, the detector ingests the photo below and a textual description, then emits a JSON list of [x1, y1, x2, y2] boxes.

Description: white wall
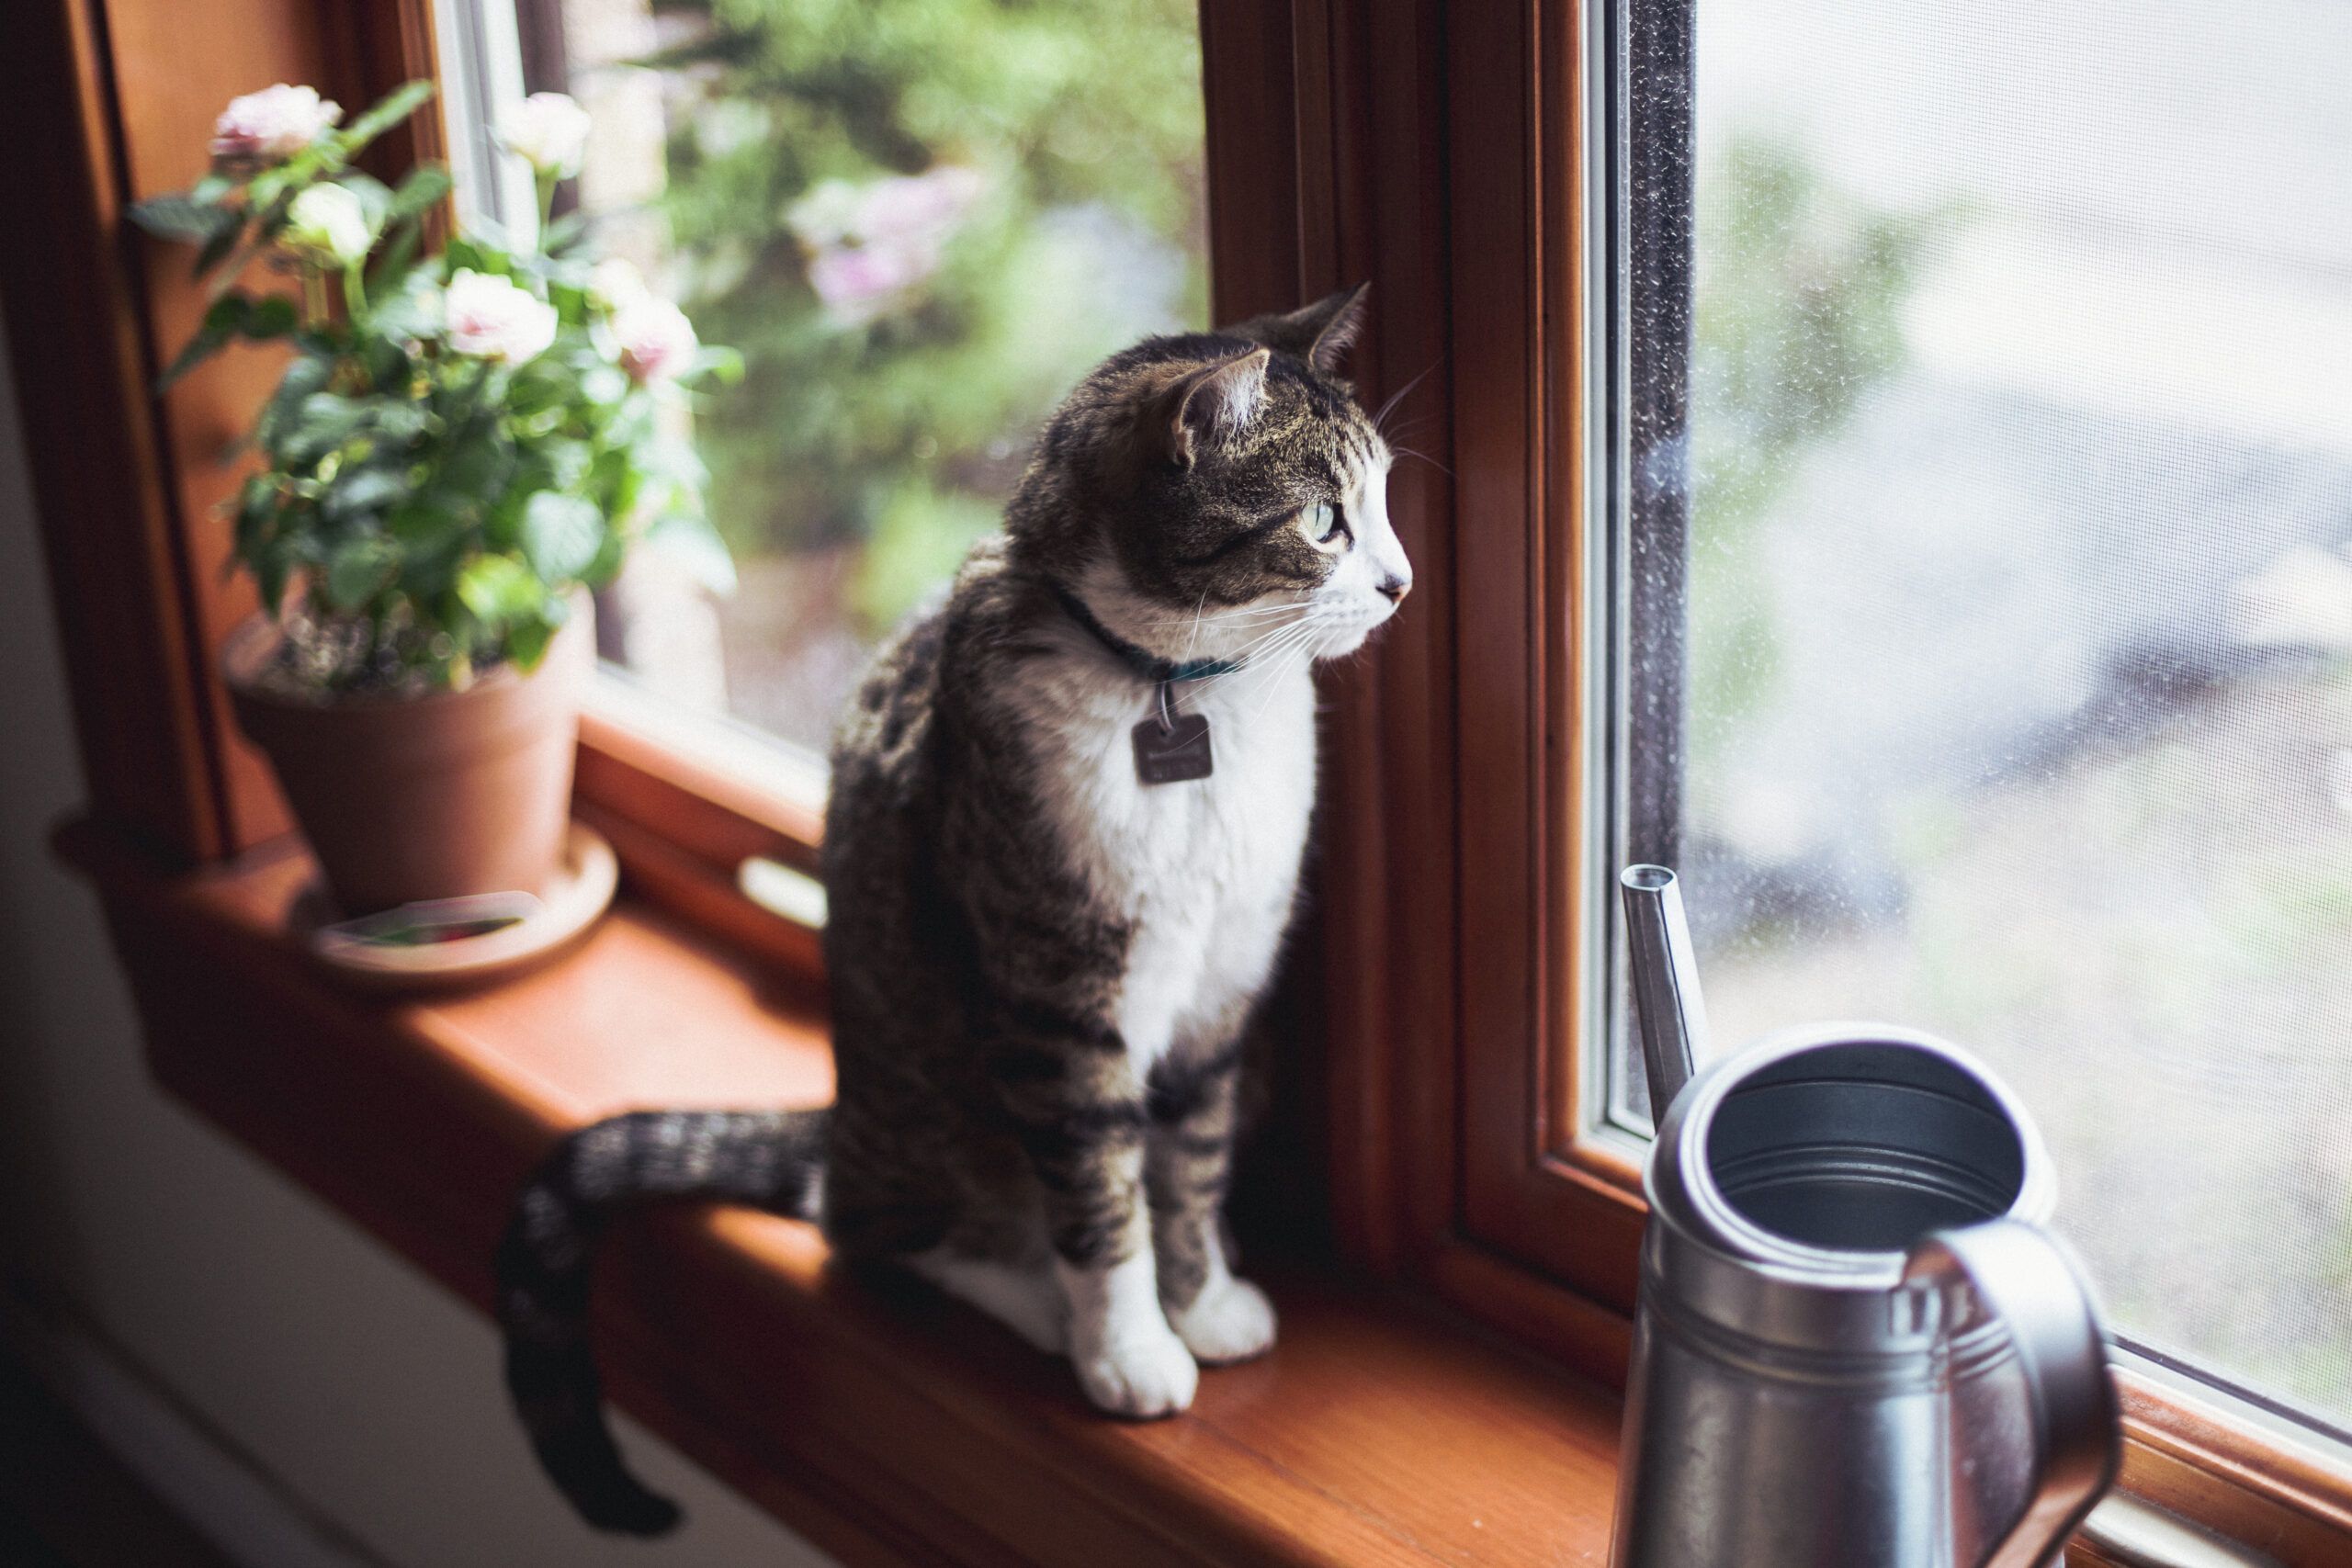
[[0, 304, 834, 1567]]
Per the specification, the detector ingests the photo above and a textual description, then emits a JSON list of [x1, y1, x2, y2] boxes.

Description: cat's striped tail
[[495, 1108, 827, 1535]]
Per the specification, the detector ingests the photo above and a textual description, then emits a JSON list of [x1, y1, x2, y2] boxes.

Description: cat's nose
[[1377, 573, 1411, 604]]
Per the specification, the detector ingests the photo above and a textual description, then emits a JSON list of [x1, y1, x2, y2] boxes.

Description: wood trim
[[105, 0, 365, 856], [1296, 4, 2352, 1562], [0, 0, 454, 867], [67, 818, 2352, 1567], [1442, 0, 1657, 1314], [0, 0, 231, 865], [1295, 0, 1462, 1279], [2113, 1374, 2352, 1564], [32, 1, 2352, 1560], [1198, 0, 1301, 325], [572, 674, 829, 984], [61, 818, 1633, 1568]]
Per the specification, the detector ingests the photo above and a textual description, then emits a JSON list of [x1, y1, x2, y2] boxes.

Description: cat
[[494, 284, 1408, 1534]]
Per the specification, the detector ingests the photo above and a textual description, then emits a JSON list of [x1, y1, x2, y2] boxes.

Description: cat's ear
[[1227, 283, 1370, 375], [1153, 347, 1270, 468]]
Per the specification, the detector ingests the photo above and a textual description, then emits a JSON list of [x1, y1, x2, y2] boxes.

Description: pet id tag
[[1133, 681, 1214, 784]]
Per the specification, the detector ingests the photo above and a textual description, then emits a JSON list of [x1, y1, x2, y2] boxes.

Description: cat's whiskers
[[1200, 612, 1318, 678], [1165, 609, 1317, 688], [1187, 612, 1325, 716], [1388, 444, 1452, 477], [1179, 587, 1212, 668], [1373, 359, 1438, 439], [1243, 615, 1331, 726], [1120, 597, 1305, 662]]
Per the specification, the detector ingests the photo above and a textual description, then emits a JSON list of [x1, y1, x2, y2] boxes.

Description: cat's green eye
[[1304, 501, 1350, 548]]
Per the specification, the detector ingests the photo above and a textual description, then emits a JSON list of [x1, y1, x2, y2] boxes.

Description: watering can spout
[[1619, 865, 1710, 1119]]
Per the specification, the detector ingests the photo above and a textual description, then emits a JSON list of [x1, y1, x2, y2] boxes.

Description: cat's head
[[1011, 284, 1410, 668]]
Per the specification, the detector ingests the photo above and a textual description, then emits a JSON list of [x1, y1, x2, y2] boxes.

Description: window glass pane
[[518, 0, 1209, 754], [1611, 0, 2352, 1435]]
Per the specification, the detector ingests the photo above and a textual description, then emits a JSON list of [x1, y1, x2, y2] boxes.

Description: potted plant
[[133, 82, 738, 915]]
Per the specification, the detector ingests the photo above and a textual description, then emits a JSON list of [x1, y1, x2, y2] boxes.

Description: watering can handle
[[1905, 1219, 2122, 1568]]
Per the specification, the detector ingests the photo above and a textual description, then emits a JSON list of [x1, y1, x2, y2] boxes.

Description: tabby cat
[[495, 285, 1408, 1533]]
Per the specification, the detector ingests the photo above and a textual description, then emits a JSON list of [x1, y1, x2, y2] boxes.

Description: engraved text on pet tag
[[1133, 681, 1214, 784]]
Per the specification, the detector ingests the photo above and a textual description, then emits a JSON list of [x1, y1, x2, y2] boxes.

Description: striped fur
[[494, 1110, 825, 1534], [495, 288, 1408, 1530]]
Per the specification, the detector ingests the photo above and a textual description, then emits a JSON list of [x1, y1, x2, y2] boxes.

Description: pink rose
[[612, 297, 699, 383], [210, 84, 342, 165], [788, 164, 988, 324], [855, 166, 985, 242], [443, 269, 558, 364], [807, 239, 935, 324]]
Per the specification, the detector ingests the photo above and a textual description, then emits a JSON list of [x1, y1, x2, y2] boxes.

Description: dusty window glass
[[498, 0, 1210, 754], [1606, 0, 2352, 1437]]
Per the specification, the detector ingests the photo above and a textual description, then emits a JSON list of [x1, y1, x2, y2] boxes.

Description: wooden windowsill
[[59, 819, 1628, 1567]]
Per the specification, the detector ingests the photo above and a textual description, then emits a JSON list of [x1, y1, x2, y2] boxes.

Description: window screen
[[1605, 0, 2352, 1438]]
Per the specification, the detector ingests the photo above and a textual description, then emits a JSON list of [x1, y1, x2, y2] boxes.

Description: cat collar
[[1048, 582, 1239, 684]]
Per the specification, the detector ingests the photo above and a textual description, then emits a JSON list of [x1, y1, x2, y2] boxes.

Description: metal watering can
[[1611, 865, 2122, 1568]]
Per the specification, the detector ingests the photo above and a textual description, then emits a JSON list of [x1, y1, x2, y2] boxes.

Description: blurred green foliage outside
[[1688, 139, 1936, 806], [646, 0, 1209, 634]]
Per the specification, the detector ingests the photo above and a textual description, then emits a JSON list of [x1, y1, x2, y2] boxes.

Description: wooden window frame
[[1300, 0, 2352, 1560], [10, 0, 2352, 1560]]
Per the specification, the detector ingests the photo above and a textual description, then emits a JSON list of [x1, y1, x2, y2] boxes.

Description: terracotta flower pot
[[223, 601, 594, 916]]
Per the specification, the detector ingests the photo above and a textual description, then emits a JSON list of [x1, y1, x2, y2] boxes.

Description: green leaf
[[540, 212, 589, 256], [681, 344, 745, 386], [191, 219, 246, 277], [338, 172, 395, 232], [503, 617, 554, 671], [232, 474, 277, 557], [371, 400, 434, 444], [244, 166, 293, 216], [128, 194, 235, 244], [159, 331, 228, 389], [440, 234, 514, 277], [323, 537, 400, 609], [645, 513, 737, 596], [519, 491, 604, 581], [441, 236, 488, 275], [366, 266, 442, 343], [537, 436, 593, 491], [156, 291, 252, 389], [579, 363, 630, 408], [254, 546, 293, 616], [322, 466, 408, 522], [435, 423, 513, 499], [387, 164, 453, 223], [455, 551, 542, 622], [368, 220, 424, 296], [241, 295, 299, 340], [338, 80, 436, 154], [255, 353, 333, 449], [281, 392, 368, 464], [388, 495, 464, 553]]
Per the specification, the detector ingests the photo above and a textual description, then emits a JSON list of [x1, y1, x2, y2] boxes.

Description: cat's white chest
[[1027, 664, 1317, 1073]]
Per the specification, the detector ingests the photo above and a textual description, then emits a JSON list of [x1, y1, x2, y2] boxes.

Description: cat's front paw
[[1072, 1319, 1198, 1418], [1168, 1275, 1278, 1365]]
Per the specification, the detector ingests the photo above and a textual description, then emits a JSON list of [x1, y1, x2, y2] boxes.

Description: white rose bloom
[[612, 297, 698, 383], [586, 257, 650, 312], [497, 92, 593, 178], [281, 183, 376, 267], [443, 269, 559, 364], [210, 84, 342, 164]]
